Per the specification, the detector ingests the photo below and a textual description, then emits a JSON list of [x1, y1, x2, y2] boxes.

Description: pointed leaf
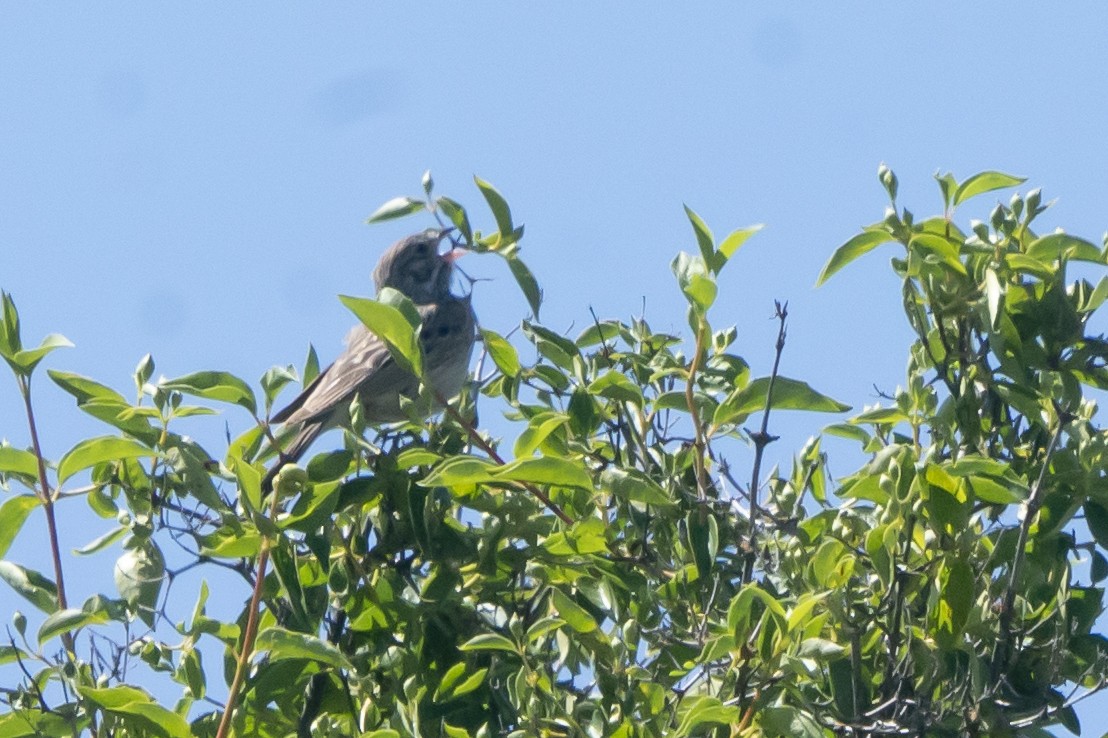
[[817, 229, 895, 285], [0, 561, 58, 613], [0, 446, 38, 478], [459, 632, 519, 653], [1026, 233, 1104, 264], [0, 495, 39, 558], [161, 371, 257, 414], [494, 456, 592, 489], [255, 627, 351, 669], [508, 258, 542, 318], [953, 171, 1026, 206], [480, 328, 521, 376], [714, 376, 850, 427], [339, 292, 422, 376], [684, 205, 716, 267], [58, 436, 154, 484], [474, 176, 513, 236], [365, 196, 425, 223]]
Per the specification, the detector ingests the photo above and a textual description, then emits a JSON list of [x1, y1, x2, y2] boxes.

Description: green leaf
[[714, 376, 850, 427], [4, 334, 73, 376], [494, 457, 592, 489], [521, 321, 579, 369], [544, 516, 608, 555], [0, 561, 58, 613], [1026, 232, 1104, 264], [77, 685, 192, 738], [508, 258, 542, 318], [717, 224, 763, 263], [474, 176, 513, 236], [480, 328, 521, 376], [984, 267, 1002, 329], [365, 196, 425, 223], [255, 627, 351, 669], [161, 370, 257, 414], [38, 604, 110, 646], [966, 475, 1024, 504], [419, 456, 498, 488], [57, 436, 154, 484], [302, 343, 321, 386], [687, 510, 718, 578], [952, 171, 1026, 206], [671, 251, 716, 311], [339, 292, 422, 376], [0, 290, 21, 357], [674, 696, 741, 737], [0, 707, 74, 736], [551, 588, 598, 633], [436, 196, 473, 244], [850, 407, 909, 425], [0, 447, 38, 478], [758, 705, 823, 738], [513, 413, 568, 458], [816, 229, 894, 285], [386, 453, 436, 476], [0, 496, 38, 558], [1085, 501, 1108, 549], [587, 370, 643, 405], [525, 616, 565, 642], [935, 171, 958, 209], [683, 205, 715, 268], [601, 467, 673, 506], [459, 632, 519, 654], [73, 525, 128, 556], [909, 232, 967, 275], [938, 560, 974, 636]]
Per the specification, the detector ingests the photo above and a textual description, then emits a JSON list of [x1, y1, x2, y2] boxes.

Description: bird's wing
[[273, 326, 404, 427]]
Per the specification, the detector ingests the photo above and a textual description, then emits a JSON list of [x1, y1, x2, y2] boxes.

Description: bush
[[2, 168, 1107, 737]]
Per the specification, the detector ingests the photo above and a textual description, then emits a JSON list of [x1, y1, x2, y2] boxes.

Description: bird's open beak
[[442, 246, 468, 264]]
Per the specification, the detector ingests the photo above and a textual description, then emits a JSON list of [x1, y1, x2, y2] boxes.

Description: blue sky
[[3, 3, 1108, 733]]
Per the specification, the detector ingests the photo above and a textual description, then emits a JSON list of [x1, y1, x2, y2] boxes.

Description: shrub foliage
[[2, 168, 1107, 736]]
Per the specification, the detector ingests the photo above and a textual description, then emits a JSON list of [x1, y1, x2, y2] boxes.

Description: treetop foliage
[[2, 167, 1108, 736]]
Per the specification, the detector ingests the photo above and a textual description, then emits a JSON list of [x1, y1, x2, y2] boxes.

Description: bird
[[262, 229, 476, 492]]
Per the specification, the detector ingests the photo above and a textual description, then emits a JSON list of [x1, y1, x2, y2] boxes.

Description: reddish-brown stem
[[684, 323, 709, 500], [20, 378, 74, 655], [215, 493, 278, 738]]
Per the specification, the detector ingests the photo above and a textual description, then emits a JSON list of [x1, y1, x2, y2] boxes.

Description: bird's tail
[[261, 420, 324, 496]]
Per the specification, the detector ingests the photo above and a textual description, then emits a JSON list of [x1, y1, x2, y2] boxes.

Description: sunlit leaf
[[365, 196, 425, 223], [161, 371, 257, 414], [255, 627, 351, 669], [0, 495, 38, 558], [57, 436, 154, 484], [816, 228, 894, 285]]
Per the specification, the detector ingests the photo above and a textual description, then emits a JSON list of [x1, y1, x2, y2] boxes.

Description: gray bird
[[263, 229, 476, 490]]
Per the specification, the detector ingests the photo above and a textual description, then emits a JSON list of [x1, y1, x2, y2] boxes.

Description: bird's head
[[373, 228, 465, 303]]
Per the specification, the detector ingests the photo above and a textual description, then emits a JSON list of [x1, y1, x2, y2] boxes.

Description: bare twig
[[742, 301, 788, 583]]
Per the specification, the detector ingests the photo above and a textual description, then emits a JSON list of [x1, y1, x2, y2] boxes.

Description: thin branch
[[19, 376, 74, 656], [990, 413, 1067, 683], [742, 301, 788, 583], [684, 321, 709, 500], [214, 492, 280, 738]]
